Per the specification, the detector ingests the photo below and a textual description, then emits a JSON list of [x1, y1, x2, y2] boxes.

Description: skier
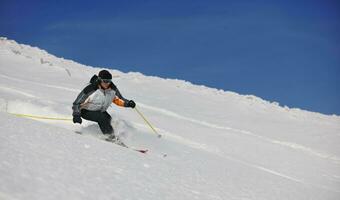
[[72, 70, 136, 139]]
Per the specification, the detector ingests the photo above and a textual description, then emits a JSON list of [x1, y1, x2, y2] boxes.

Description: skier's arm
[[111, 84, 128, 101], [111, 84, 136, 108], [72, 83, 98, 116], [112, 97, 136, 108]]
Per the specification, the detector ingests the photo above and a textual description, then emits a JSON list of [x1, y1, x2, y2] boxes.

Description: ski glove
[[73, 114, 82, 124], [127, 100, 136, 108]]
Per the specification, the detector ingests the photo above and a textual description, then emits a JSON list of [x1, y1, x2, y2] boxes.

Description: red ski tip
[[136, 149, 148, 154]]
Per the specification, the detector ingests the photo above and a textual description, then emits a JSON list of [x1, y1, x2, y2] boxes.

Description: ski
[[131, 148, 148, 154], [74, 131, 148, 154], [105, 137, 148, 154]]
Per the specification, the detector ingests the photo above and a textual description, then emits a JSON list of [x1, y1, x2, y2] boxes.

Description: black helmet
[[98, 70, 112, 80]]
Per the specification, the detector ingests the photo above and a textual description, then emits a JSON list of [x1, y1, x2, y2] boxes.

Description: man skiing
[[72, 70, 136, 139]]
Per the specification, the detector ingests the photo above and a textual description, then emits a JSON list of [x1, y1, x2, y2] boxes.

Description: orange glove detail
[[113, 97, 125, 107]]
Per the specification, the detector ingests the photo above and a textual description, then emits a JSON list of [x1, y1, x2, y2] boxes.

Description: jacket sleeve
[[111, 83, 130, 107], [112, 97, 126, 107], [72, 83, 98, 116]]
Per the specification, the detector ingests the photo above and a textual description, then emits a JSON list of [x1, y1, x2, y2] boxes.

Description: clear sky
[[1, 0, 339, 115]]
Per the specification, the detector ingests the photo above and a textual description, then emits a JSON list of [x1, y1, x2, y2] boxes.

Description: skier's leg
[[99, 111, 113, 135], [81, 109, 114, 135]]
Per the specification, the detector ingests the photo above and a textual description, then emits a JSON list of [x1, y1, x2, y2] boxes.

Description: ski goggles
[[100, 79, 112, 83]]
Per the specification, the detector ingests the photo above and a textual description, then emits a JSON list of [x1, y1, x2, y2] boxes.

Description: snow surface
[[0, 37, 340, 200]]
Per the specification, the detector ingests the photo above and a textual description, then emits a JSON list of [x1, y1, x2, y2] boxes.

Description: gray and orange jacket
[[72, 75, 129, 116]]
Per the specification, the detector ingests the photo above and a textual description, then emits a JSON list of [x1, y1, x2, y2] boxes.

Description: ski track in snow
[[138, 103, 340, 164], [0, 85, 37, 98], [0, 73, 78, 92], [136, 123, 340, 194], [218, 153, 340, 194]]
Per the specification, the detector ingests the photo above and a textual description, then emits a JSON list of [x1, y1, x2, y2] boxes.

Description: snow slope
[[0, 37, 339, 200]]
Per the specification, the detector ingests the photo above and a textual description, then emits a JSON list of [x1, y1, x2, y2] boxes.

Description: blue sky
[[1, 0, 339, 115]]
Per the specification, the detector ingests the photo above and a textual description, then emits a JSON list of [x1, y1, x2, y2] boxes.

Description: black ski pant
[[81, 109, 113, 135]]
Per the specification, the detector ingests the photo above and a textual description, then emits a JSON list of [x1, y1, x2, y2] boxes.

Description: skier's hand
[[73, 114, 82, 124], [127, 100, 136, 108]]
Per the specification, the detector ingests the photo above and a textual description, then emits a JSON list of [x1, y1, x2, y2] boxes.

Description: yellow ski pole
[[134, 107, 162, 138], [8, 112, 72, 121]]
